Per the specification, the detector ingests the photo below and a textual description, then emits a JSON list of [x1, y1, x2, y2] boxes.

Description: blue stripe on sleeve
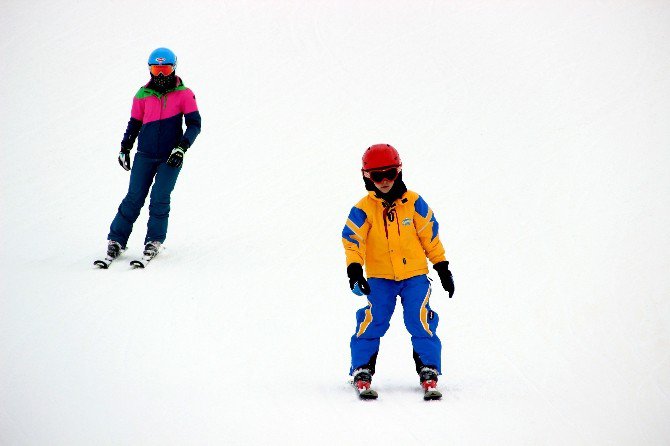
[[348, 207, 367, 228], [342, 225, 359, 247], [430, 213, 439, 241], [414, 196, 429, 218]]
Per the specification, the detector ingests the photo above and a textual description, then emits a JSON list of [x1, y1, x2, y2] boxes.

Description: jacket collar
[[366, 178, 408, 205], [142, 76, 184, 97], [367, 189, 408, 205]]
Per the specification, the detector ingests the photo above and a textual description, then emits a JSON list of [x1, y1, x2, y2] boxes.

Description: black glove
[[118, 147, 131, 171], [433, 261, 454, 298], [347, 263, 370, 295], [167, 146, 187, 168]]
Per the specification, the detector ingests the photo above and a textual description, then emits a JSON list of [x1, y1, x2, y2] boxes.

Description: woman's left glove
[[167, 146, 187, 168], [433, 261, 454, 298]]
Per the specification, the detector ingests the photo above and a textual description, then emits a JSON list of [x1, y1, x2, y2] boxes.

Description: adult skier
[[341, 144, 455, 399], [95, 47, 201, 268]]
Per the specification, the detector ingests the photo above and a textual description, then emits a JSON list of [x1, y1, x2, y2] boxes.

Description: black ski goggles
[[363, 167, 401, 183]]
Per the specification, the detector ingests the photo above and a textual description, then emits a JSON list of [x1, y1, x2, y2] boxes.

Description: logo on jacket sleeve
[[402, 217, 412, 226]]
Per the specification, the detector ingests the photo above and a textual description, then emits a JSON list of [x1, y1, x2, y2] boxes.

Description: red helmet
[[361, 144, 402, 171]]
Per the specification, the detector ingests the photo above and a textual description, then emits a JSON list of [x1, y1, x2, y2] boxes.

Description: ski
[[359, 387, 379, 400], [130, 253, 157, 268], [94, 257, 115, 269], [349, 380, 378, 400], [130, 257, 150, 268]]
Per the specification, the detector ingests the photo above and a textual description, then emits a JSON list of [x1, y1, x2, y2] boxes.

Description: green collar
[[136, 78, 187, 99]]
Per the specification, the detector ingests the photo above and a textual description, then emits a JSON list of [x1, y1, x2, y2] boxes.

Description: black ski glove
[[167, 146, 187, 168], [118, 147, 131, 171], [347, 263, 370, 295], [433, 261, 454, 298]]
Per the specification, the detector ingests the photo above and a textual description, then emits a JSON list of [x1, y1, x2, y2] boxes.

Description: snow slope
[[2, 1, 670, 444]]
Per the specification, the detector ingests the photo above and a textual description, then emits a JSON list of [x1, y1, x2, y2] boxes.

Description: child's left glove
[[167, 146, 187, 168], [433, 261, 454, 298], [347, 263, 370, 296]]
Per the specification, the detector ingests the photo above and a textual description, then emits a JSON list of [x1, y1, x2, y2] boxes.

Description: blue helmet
[[147, 47, 177, 66]]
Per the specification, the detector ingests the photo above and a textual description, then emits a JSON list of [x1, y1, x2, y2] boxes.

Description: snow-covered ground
[[2, 1, 670, 444]]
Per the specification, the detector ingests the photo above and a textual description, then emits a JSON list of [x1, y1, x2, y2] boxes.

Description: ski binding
[[130, 244, 162, 268]]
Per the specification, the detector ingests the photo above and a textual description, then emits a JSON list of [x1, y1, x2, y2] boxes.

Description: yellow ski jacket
[[342, 190, 446, 281]]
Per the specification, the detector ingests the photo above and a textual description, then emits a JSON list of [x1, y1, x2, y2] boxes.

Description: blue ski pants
[[350, 275, 441, 375], [108, 152, 181, 247]]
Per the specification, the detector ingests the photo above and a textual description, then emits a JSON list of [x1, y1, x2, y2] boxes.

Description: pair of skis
[[350, 381, 442, 401], [94, 248, 161, 269]]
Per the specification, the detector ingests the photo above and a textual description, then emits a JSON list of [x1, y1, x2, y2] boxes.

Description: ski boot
[[419, 366, 442, 400], [130, 241, 162, 268], [108, 240, 122, 258], [352, 368, 378, 400], [94, 240, 124, 268], [143, 241, 162, 258]]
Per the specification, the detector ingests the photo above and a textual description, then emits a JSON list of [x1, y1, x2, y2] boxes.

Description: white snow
[[2, 1, 670, 444]]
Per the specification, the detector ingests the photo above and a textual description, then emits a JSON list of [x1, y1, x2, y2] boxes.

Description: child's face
[[374, 178, 395, 194], [364, 166, 400, 195]]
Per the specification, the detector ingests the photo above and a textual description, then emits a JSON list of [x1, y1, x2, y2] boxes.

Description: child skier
[[95, 47, 201, 268], [341, 144, 455, 399]]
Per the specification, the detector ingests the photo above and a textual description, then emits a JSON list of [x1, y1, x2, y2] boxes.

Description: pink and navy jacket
[[121, 77, 201, 158]]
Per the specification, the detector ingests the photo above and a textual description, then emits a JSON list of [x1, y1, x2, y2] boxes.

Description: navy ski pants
[[108, 152, 181, 247], [350, 275, 441, 375]]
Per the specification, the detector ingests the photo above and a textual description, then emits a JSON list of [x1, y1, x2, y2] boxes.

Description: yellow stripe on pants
[[419, 286, 433, 336], [356, 301, 373, 337]]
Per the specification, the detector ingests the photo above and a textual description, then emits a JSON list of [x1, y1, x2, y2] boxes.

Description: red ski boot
[[419, 367, 442, 400], [352, 368, 378, 400]]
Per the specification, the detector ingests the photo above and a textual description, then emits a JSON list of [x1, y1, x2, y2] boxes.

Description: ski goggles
[[149, 64, 175, 76], [363, 166, 401, 183]]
